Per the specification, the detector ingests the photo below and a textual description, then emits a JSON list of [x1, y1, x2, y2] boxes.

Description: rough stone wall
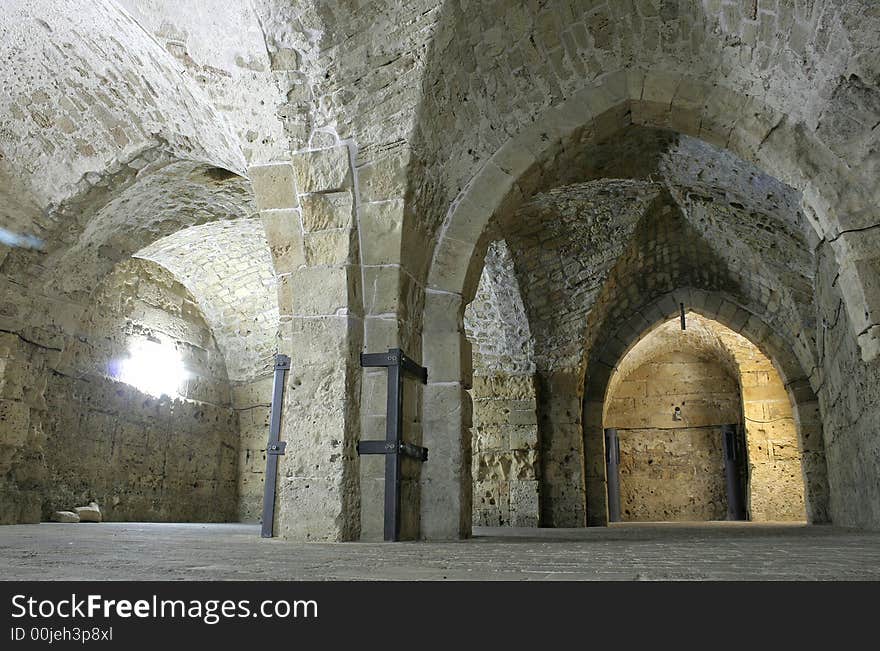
[[463, 242, 534, 375], [716, 327, 807, 521], [469, 375, 539, 527], [606, 351, 737, 522], [231, 378, 273, 524], [464, 241, 538, 527], [605, 313, 810, 523], [0, 167, 253, 524], [43, 259, 238, 522], [619, 427, 729, 521], [815, 243, 880, 528], [506, 182, 660, 372], [0, 332, 49, 524]]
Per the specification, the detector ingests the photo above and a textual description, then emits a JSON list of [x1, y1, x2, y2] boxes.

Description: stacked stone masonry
[[0, 1, 878, 541], [606, 314, 807, 523], [607, 351, 738, 522], [1, 259, 239, 524]]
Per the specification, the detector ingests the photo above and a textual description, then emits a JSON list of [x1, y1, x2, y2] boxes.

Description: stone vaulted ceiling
[[137, 218, 279, 383]]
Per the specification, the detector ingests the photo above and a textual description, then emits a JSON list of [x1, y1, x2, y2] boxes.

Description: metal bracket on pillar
[[357, 348, 428, 541], [260, 353, 291, 538], [722, 423, 747, 521], [605, 428, 621, 523]]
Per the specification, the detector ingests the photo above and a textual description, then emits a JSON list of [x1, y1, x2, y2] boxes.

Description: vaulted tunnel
[[1, 1, 879, 583]]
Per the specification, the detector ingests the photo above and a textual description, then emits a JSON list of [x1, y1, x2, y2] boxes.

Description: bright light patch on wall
[[0, 227, 44, 250], [117, 340, 188, 398]]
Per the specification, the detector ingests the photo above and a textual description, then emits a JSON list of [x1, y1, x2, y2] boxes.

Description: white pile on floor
[[50, 502, 102, 523]]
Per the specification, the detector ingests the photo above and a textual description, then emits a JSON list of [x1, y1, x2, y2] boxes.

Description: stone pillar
[[788, 384, 831, 524], [249, 146, 363, 541], [470, 373, 540, 527], [357, 151, 426, 540], [583, 393, 609, 526], [420, 290, 472, 539], [535, 368, 586, 527]]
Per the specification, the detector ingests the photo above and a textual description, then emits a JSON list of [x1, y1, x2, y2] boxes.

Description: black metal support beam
[[360, 349, 427, 383], [357, 440, 429, 461], [260, 354, 290, 538], [605, 428, 621, 523], [358, 348, 428, 541], [722, 423, 747, 520]]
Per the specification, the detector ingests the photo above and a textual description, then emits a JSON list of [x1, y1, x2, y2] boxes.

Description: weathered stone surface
[[300, 192, 353, 232], [292, 147, 351, 194], [605, 314, 809, 523], [289, 266, 360, 317], [359, 200, 403, 266], [51, 511, 80, 523], [464, 241, 534, 376], [260, 209, 306, 273], [74, 502, 102, 523], [469, 371, 539, 528], [1, 0, 879, 544], [250, 163, 299, 211]]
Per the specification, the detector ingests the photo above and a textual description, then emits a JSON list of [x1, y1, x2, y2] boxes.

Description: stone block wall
[[39, 259, 239, 522], [617, 427, 729, 522], [470, 374, 539, 527], [0, 332, 49, 524], [730, 337, 807, 521], [464, 240, 539, 528], [606, 351, 738, 521], [42, 375, 238, 522], [232, 376, 273, 523]]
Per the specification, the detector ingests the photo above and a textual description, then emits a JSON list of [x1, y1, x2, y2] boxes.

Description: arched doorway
[[602, 312, 808, 523]]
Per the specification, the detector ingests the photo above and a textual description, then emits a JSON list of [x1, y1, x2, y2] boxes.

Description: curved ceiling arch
[[423, 67, 879, 360], [0, 0, 248, 214], [414, 0, 878, 251], [136, 217, 279, 383]]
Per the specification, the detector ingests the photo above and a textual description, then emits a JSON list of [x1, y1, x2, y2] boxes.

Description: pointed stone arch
[[582, 288, 830, 526], [420, 70, 867, 537], [426, 69, 879, 362]]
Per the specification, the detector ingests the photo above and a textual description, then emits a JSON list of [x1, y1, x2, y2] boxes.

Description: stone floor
[[2, 521, 879, 580]]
